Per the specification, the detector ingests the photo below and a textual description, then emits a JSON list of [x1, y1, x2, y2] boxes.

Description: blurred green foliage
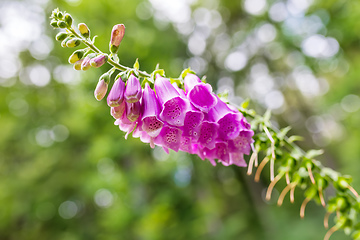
[[1, 0, 360, 239]]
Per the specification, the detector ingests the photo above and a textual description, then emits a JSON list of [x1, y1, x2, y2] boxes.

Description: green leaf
[[288, 135, 304, 143], [278, 126, 292, 140], [263, 109, 271, 123], [305, 149, 324, 159], [241, 98, 250, 109]]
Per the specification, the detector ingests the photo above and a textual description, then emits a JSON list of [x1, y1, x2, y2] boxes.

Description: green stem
[[67, 27, 151, 78]]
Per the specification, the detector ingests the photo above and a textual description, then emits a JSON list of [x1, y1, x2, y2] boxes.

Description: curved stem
[[300, 197, 311, 218], [266, 173, 283, 200], [324, 225, 338, 240], [67, 27, 151, 78], [254, 157, 269, 182]]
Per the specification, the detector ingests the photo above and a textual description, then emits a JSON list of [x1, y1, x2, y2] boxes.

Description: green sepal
[[127, 69, 139, 79], [180, 68, 196, 79], [200, 75, 207, 83], [99, 72, 110, 84], [141, 78, 154, 89], [109, 44, 118, 54], [116, 72, 128, 82]]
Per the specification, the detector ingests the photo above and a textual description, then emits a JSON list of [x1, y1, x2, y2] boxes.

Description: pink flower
[[107, 78, 125, 107], [107, 73, 253, 167]]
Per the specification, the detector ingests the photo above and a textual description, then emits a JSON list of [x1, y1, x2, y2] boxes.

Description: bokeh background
[[1, 0, 360, 239]]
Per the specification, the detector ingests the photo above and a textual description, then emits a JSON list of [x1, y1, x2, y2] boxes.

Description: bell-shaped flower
[[227, 130, 254, 155], [107, 77, 125, 107], [184, 74, 217, 113], [124, 74, 142, 103], [154, 75, 190, 126], [197, 120, 219, 149], [155, 124, 183, 152], [181, 108, 204, 140], [141, 83, 163, 137], [198, 147, 217, 166], [114, 116, 136, 140], [227, 152, 247, 167], [132, 122, 154, 147], [126, 101, 141, 122], [208, 96, 242, 140], [179, 137, 198, 154]]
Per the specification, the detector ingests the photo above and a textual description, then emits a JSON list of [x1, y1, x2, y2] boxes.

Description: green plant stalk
[[67, 27, 151, 78]]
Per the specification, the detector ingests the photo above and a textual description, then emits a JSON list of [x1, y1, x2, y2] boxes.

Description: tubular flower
[[154, 74, 190, 127], [141, 83, 163, 138], [184, 74, 217, 113], [107, 77, 125, 107], [104, 73, 253, 167], [124, 74, 142, 103]]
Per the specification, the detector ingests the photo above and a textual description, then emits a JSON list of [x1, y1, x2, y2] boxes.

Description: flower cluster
[[102, 73, 254, 166]]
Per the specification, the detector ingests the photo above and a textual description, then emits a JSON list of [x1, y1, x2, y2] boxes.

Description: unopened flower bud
[[57, 11, 63, 19], [124, 74, 142, 103], [90, 54, 107, 68], [107, 77, 125, 107], [73, 59, 83, 70], [66, 38, 81, 48], [94, 79, 108, 101], [81, 53, 96, 70], [109, 24, 125, 53], [61, 36, 72, 47], [64, 13, 73, 27], [50, 20, 59, 28], [58, 21, 67, 28], [126, 101, 141, 122], [68, 49, 85, 64], [56, 32, 68, 41], [111, 101, 126, 119], [81, 56, 91, 70], [78, 23, 90, 38]]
